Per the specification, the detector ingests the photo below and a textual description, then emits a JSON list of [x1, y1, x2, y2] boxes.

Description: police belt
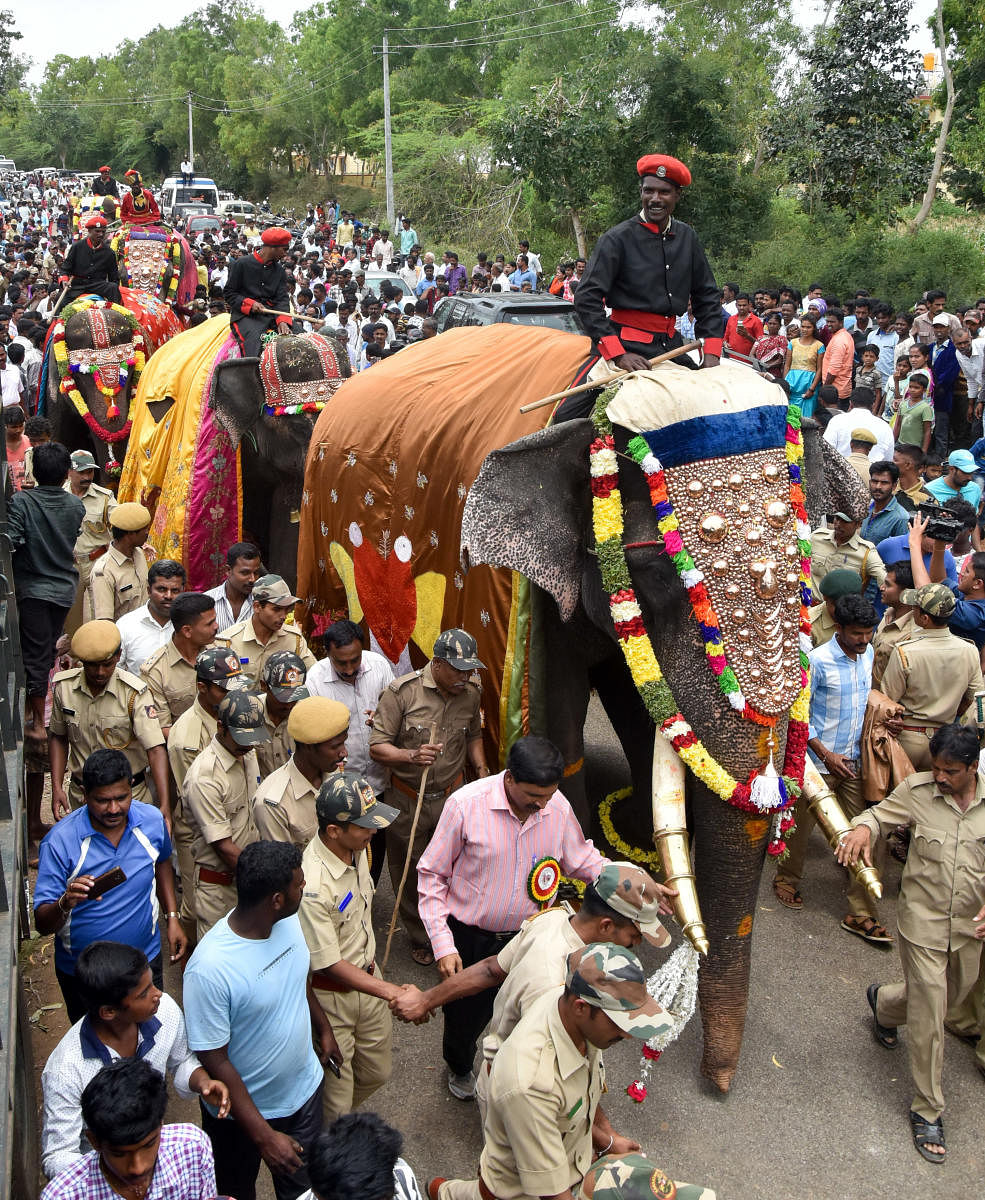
[[75, 545, 108, 564], [390, 772, 463, 802], [72, 768, 144, 789], [198, 866, 234, 886], [899, 721, 944, 736], [311, 962, 376, 993]]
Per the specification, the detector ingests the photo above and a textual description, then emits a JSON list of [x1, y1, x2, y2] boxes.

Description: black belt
[[448, 915, 518, 946]]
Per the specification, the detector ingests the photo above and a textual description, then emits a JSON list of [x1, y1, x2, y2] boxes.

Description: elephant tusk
[[800, 761, 883, 901], [651, 731, 709, 955]]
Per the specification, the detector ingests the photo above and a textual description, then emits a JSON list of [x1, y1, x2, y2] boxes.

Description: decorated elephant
[[41, 289, 183, 478], [109, 224, 198, 308], [296, 324, 869, 1092], [118, 317, 350, 588]]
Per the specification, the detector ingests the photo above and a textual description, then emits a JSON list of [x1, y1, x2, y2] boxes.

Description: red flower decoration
[[627, 1081, 647, 1102], [642, 1046, 662, 1062]]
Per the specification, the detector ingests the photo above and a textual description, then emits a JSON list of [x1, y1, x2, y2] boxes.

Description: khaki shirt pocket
[[912, 825, 948, 863], [99, 719, 136, 751], [401, 721, 432, 750]]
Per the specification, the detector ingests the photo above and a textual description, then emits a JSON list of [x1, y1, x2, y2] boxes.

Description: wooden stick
[[382, 719, 440, 970], [251, 303, 323, 326], [518, 341, 702, 413]]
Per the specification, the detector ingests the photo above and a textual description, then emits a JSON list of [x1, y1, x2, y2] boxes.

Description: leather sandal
[[772, 878, 803, 910], [411, 945, 435, 966], [842, 914, 893, 946], [909, 1110, 945, 1164], [867, 983, 898, 1049]]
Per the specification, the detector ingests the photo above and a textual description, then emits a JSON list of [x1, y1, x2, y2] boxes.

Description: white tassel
[[799, 632, 813, 655], [727, 690, 746, 711], [682, 568, 705, 588], [750, 771, 785, 812]]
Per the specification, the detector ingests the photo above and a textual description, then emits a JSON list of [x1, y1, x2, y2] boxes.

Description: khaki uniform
[[854, 773, 985, 1120], [370, 664, 482, 947], [253, 757, 320, 848], [881, 626, 983, 770], [88, 544, 148, 621], [167, 698, 216, 934], [215, 618, 315, 686], [845, 451, 872, 486], [140, 641, 198, 732], [810, 528, 885, 598], [298, 835, 391, 1123], [438, 989, 604, 1200], [871, 609, 915, 689], [807, 601, 836, 648], [49, 668, 164, 807], [64, 481, 116, 635], [255, 694, 294, 778], [182, 737, 261, 936]]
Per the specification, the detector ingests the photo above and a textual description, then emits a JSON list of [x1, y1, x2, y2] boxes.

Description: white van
[[0, 157, 16, 171], [216, 199, 258, 224], [159, 175, 220, 219]]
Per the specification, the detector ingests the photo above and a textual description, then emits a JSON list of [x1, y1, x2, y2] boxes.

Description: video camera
[[916, 501, 963, 543]]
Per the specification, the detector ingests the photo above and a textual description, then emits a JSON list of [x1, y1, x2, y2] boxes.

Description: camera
[[916, 502, 963, 543]]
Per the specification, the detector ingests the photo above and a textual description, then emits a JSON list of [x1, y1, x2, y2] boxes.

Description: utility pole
[[187, 92, 195, 171], [382, 33, 395, 227]]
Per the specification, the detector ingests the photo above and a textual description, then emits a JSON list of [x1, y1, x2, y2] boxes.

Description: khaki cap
[[566, 943, 672, 1041], [287, 696, 350, 743], [112, 502, 151, 532], [594, 862, 670, 948], [849, 427, 877, 445], [71, 620, 121, 663]]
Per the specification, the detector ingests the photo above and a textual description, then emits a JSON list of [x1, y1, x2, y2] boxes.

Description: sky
[[15, 0, 939, 86]]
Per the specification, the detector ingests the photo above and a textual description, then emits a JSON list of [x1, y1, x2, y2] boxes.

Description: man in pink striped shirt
[[417, 736, 607, 1100]]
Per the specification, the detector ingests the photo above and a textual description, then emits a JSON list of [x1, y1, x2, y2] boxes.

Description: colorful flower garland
[[111, 230, 182, 303], [262, 400, 329, 417], [590, 395, 809, 857]]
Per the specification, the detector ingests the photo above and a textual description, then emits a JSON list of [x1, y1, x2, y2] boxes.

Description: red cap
[[636, 154, 691, 186], [260, 227, 292, 247], [98, 165, 111, 173], [124, 169, 139, 180], [85, 214, 108, 227]]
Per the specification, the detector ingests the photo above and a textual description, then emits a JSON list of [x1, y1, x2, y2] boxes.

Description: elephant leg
[[689, 779, 770, 1093], [591, 654, 658, 848]]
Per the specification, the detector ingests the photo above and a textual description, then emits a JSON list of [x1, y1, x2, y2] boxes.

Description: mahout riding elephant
[[296, 325, 868, 1092], [118, 317, 350, 588]]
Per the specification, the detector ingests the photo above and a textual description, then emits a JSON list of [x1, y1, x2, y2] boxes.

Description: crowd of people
[[3, 151, 985, 1198]]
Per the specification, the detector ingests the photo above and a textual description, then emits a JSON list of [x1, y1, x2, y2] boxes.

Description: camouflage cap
[[899, 582, 956, 617], [316, 769, 399, 829], [195, 647, 250, 690], [565, 943, 672, 1041], [69, 449, 98, 472], [433, 627, 485, 671], [594, 863, 670, 948], [818, 568, 863, 600], [252, 574, 300, 606], [216, 689, 271, 746], [262, 650, 309, 701], [581, 1154, 716, 1200]]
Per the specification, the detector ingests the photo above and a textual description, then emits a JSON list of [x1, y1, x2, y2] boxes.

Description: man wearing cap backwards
[[298, 770, 423, 1125], [63, 449, 116, 637], [257, 651, 310, 778], [370, 628, 490, 966], [182, 690, 270, 937], [48, 619, 171, 821], [810, 510, 885, 600], [416, 736, 609, 1101], [807, 567, 863, 648], [225, 227, 295, 356], [431, 943, 671, 1200], [168, 648, 251, 944], [87, 501, 151, 622], [572, 154, 722, 377], [119, 170, 162, 227], [216, 573, 316, 686], [57, 215, 121, 309], [255, 697, 350, 849], [141, 592, 219, 737], [91, 166, 119, 199]]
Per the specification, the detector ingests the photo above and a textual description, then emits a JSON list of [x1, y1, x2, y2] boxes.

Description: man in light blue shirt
[[866, 305, 899, 385], [183, 841, 340, 1200], [774, 595, 890, 945], [398, 217, 418, 260], [509, 255, 537, 291], [925, 449, 983, 510]]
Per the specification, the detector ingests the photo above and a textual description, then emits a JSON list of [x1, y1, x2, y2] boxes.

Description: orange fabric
[[296, 324, 593, 757], [860, 690, 914, 806]]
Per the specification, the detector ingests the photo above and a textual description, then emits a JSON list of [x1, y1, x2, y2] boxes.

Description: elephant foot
[[700, 1056, 737, 1094]]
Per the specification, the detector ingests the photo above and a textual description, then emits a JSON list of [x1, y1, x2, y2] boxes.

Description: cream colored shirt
[[255, 695, 294, 779], [253, 757, 320, 849], [140, 641, 199, 730], [49, 667, 164, 776], [65, 481, 116, 560], [298, 834, 376, 971], [881, 625, 983, 725], [88, 544, 148, 620], [810, 528, 885, 596], [182, 737, 260, 869], [871, 609, 915, 690], [215, 618, 315, 685], [167, 698, 216, 791]]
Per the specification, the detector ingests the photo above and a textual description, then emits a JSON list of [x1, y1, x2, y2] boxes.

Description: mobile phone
[[326, 1055, 342, 1078], [85, 866, 127, 901]]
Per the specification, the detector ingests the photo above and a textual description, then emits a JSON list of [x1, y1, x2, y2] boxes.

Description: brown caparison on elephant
[[461, 363, 868, 1092]]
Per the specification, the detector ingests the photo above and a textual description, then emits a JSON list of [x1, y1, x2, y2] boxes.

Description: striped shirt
[[807, 636, 873, 768], [204, 581, 254, 634], [417, 772, 607, 960]]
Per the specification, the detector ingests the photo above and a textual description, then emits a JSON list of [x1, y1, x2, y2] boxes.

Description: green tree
[[940, 0, 985, 203]]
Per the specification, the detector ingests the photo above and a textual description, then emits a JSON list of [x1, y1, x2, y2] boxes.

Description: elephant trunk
[[651, 731, 708, 955]]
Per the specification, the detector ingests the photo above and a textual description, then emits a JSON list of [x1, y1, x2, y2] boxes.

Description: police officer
[[810, 511, 885, 599], [215, 574, 316, 686], [298, 770, 423, 1124], [257, 650, 310, 778], [182, 690, 269, 936], [880, 583, 984, 771], [254, 696, 350, 848], [87, 502, 151, 622], [369, 629, 489, 965], [141, 593, 218, 737], [433, 944, 671, 1200], [63, 449, 116, 636], [872, 562, 916, 688], [807, 568, 863, 648], [167, 648, 250, 942], [48, 620, 170, 822]]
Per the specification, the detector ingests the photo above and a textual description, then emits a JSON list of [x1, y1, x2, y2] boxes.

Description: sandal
[[867, 983, 898, 1049], [411, 945, 435, 966], [909, 1110, 945, 1164], [842, 915, 893, 946], [772, 878, 803, 910]]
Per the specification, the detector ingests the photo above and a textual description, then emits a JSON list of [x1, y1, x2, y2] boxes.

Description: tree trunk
[[908, 0, 956, 235], [569, 206, 587, 259]]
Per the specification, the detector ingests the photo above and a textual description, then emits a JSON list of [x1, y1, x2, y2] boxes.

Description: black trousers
[[57, 953, 163, 1025], [19, 597, 71, 698], [201, 1081, 323, 1200], [442, 916, 517, 1078]]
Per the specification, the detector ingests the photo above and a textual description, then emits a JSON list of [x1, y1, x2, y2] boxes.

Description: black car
[[432, 292, 584, 335]]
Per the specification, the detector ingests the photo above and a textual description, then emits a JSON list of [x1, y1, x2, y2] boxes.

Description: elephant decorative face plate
[[260, 333, 345, 411]]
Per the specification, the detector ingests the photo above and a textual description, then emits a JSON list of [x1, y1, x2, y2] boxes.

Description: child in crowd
[[893, 371, 933, 453], [4, 405, 31, 490], [855, 344, 882, 412], [882, 353, 912, 426], [922, 453, 943, 481]]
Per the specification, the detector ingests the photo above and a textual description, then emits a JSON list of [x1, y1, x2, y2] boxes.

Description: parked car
[[217, 199, 258, 224], [183, 213, 222, 240], [432, 292, 584, 335], [364, 270, 414, 302]]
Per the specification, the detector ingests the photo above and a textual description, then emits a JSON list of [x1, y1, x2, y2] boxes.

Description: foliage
[[940, 0, 985, 203], [0, 10, 23, 103]]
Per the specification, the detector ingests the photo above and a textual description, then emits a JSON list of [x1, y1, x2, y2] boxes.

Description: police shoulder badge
[[527, 856, 561, 908]]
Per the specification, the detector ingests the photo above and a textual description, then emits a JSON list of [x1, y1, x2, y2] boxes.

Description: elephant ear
[[462, 419, 593, 621], [801, 417, 869, 525], [208, 358, 263, 449]]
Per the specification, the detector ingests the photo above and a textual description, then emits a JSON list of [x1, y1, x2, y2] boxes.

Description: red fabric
[[599, 333, 625, 360], [610, 310, 676, 335], [724, 311, 764, 356], [636, 154, 691, 186], [120, 190, 162, 226], [240, 298, 257, 314], [703, 337, 723, 357]]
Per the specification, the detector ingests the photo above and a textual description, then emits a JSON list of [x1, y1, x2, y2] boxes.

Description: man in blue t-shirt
[[183, 841, 340, 1200], [925, 449, 983, 510], [34, 749, 184, 1023]]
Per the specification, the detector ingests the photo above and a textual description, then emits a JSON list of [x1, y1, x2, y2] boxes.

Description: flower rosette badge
[[527, 856, 561, 909]]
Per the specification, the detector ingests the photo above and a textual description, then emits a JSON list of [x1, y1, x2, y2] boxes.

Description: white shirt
[[522, 249, 542, 275], [205, 580, 254, 634], [399, 261, 422, 291], [957, 345, 984, 400], [0, 363, 23, 407], [116, 603, 173, 675], [375, 237, 395, 267], [823, 408, 895, 463], [305, 649, 393, 792]]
